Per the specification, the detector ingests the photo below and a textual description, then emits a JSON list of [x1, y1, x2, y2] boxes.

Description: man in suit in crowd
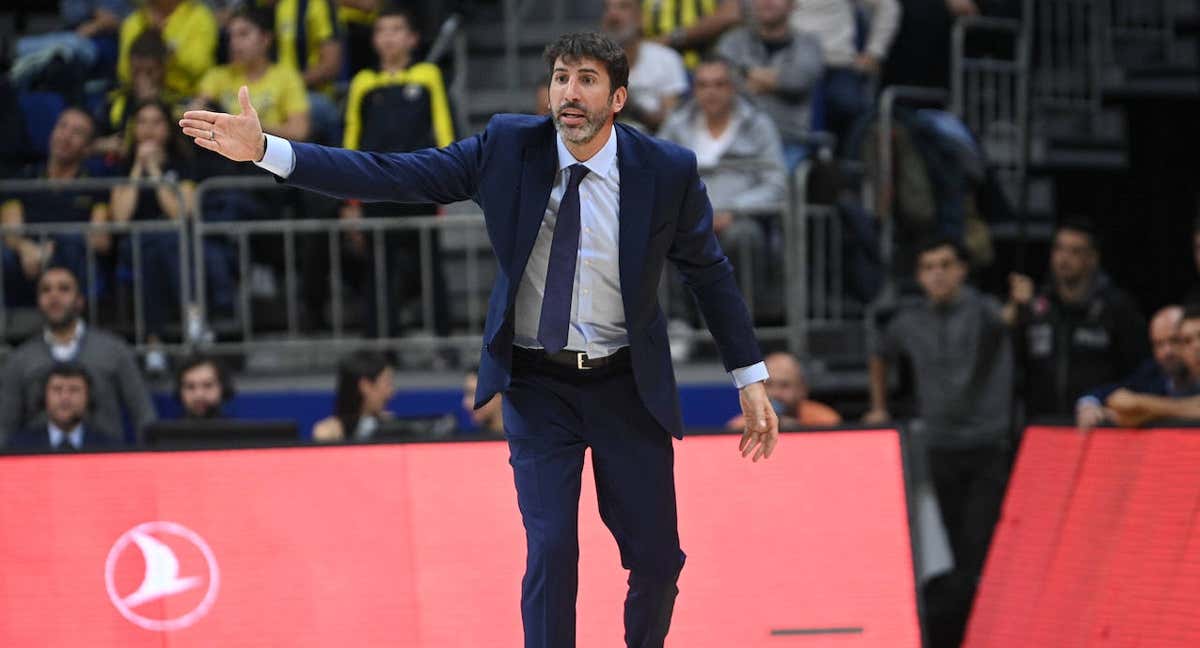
[[179, 31, 779, 648], [6, 363, 116, 451]]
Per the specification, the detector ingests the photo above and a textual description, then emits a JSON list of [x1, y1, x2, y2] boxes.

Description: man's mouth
[[559, 108, 587, 126]]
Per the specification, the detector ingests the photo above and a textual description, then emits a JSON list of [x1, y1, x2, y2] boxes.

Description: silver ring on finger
[[209, 129, 215, 140]]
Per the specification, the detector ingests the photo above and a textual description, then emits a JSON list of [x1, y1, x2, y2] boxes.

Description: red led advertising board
[[966, 426, 1200, 648], [0, 431, 918, 647]]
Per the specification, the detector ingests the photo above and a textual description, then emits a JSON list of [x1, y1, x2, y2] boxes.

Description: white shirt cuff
[[1077, 396, 1103, 410], [730, 361, 769, 389], [254, 133, 296, 178]]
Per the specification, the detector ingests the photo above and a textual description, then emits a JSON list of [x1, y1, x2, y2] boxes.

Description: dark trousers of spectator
[[821, 68, 871, 153], [126, 232, 235, 340], [360, 205, 450, 338], [924, 444, 1010, 648]]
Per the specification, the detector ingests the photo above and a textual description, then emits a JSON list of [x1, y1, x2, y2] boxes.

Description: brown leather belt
[[513, 346, 631, 371]]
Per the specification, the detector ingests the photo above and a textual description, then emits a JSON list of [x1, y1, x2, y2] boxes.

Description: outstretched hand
[[179, 86, 265, 162], [737, 381, 779, 462]]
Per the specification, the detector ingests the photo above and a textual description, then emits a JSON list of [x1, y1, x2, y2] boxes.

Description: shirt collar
[[43, 320, 86, 347], [555, 124, 618, 179], [48, 422, 84, 449]]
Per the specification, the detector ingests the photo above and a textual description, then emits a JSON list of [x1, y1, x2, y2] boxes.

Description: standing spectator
[[267, 0, 344, 143], [312, 350, 396, 442], [193, 8, 311, 141], [2, 108, 111, 307], [174, 354, 235, 419], [0, 266, 155, 445], [1076, 305, 1190, 432], [881, 0, 979, 91], [462, 367, 504, 436], [790, 0, 901, 143], [1005, 220, 1150, 419], [109, 99, 225, 372], [117, 0, 218, 97], [6, 363, 118, 451], [658, 57, 786, 293], [725, 352, 841, 429], [864, 236, 1011, 648], [336, 4, 452, 339], [715, 0, 824, 167], [602, 0, 689, 132]]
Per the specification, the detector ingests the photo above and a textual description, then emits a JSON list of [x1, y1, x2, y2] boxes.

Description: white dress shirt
[[255, 132, 768, 388], [48, 422, 84, 450]]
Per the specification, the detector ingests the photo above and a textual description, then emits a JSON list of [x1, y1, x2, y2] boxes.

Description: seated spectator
[[1076, 305, 1191, 432], [1105, 304, 1200, 427], [193, 7, 311, 141], [94, 29, 183, 160], [603, 0, 689, 132], [864, 236, 1011, 648], [0, 266, 156, 445], [462, 368, 503, 436], [337, 4, 451, 339], [643, 0, 745, 67], [117, 0, 217, 98], [658, 57, 787, 290], [1004, 220, 1149, 419], [109, 100, 236, 371], [174, 354, 235, 419], [10, 0, 131, 102], [716, 0, 824, 168], [790, 0, 901, 144], [725, 352, 840, 430], [2, 107, 111, 307], [270, 0, 344, 143], [313, 350, 396, 442], [6, 363, 118, 451]]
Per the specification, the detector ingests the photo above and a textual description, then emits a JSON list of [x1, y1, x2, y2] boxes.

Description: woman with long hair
[[313, 350, 396, 442]]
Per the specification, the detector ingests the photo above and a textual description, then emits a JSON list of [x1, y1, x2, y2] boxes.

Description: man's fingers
[[238, 85, 256, 116], [181, 126, 215, 140], [741, 433, 761, 458], [180, 110, 227, 123], [191, 136, 220, 153], [739, 431, 750, 453]]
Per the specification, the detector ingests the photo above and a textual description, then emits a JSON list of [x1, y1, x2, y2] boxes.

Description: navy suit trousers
[[502, 352, 686, 648]]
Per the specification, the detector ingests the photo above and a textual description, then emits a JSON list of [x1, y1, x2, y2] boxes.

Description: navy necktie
[[537, 163, 590, 354]]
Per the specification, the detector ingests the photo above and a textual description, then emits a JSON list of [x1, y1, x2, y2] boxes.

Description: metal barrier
[[1106, 0, 1185, 69], [952, 14, 1031, 209], [1030, 0, 1108, 132], [0, 177, 189, 352]]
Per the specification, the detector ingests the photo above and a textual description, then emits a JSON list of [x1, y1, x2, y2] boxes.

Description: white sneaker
[[144, 348, 168, 375], [667, 318, 696, 363]]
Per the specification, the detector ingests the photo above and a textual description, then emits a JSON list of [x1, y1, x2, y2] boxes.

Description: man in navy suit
[[6, 363, 116, 452], [180, 31, 779, 647]]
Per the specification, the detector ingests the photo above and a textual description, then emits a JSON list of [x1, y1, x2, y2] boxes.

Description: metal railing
[[0, 168, 864, 365], [952, 14, 1031, 209], [1030, 0, 1108, 132], [0, 177, 189, 351]]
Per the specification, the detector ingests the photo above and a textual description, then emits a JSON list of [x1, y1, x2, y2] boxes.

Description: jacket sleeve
[[669, 154, 763, 372], [115, 342, 157, 437], [726, 116, 788, 212], [773, 35, 824, 97], [282, 118, 491, 204]]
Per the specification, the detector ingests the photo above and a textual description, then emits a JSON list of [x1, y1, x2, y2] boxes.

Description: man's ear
[[610, 86, 628, 114]]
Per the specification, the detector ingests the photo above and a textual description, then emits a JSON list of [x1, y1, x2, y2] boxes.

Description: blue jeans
[[120, 232, 235, 338]]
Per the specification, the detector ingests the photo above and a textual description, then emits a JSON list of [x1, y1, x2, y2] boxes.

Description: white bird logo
[[121, 531, 203, 608]]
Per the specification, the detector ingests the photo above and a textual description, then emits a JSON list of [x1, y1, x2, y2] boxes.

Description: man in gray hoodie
[[0, 265, 155, 444], [715, 0, 823, 166], [658, 57, 788, 289]]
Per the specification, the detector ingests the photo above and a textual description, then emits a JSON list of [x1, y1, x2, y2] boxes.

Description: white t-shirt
[[627, 41, 689, 116], [689, 113, 741, 170]]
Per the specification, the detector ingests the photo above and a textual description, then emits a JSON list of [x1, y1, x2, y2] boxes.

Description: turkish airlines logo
[[105, 521, 220, 631]]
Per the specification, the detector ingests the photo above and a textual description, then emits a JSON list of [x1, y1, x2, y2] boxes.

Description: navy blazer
[[6, 424, 116, 451], [281, 114, 762, 438], [1085, 358, 1177, 404]]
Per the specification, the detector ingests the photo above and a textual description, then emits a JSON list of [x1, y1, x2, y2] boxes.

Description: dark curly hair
[[542, 31, 629, 95]]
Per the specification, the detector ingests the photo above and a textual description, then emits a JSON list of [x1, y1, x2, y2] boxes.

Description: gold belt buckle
[[576, 352, 590, 370]]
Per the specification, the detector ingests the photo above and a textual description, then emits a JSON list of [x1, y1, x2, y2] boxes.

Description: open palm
[[178, 85, 265, 162]]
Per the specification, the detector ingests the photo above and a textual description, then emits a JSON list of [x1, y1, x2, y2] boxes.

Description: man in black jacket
[[1005, 220, 1150, 419]]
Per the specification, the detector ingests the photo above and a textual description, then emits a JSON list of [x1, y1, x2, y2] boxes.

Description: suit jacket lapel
[[616, 125, 654, 317], [508, 130, 557, 297]]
